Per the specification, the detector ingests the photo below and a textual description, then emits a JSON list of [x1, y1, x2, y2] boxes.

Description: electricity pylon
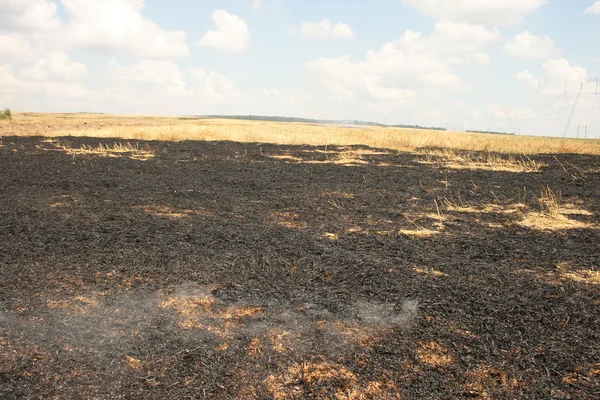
[[564, 81, 584, 137], [563, 78, 600, 137]]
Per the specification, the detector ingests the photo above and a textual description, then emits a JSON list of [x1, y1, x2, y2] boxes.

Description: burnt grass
[[0, 136, 599, 399]]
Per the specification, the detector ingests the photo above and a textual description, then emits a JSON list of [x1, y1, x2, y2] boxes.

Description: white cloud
[[97, 65, 247, 114], [252, 0, 261, 9], [36, 81, 88, 100], [0, 64, 27, 105], [307, 56, 418, 103], [402, 0, 547, 25], [504, 31, 559, 59], [0, 33, 34, 62], [0, 55, 89, 104], [300, 20, 331, 39], [516, 58, 587, 95], [420, 71, 464, 88], [364, 77, 416, 102], [108, 60, 190, 97], [308, 21, 499, 103], [255, 88, 301, 116], [294, 19, 355, 40], [0, 0, 62, 32], [198, 10, 251, 53], [307, 55, 365, 98], [263, 88, 281, 97], [0, 0, 189, 58], [515, 70, 540, 90], [332, 23, 355, 39], [61, 0, 189, 58], [585, 1, 600, 14], [0, 65, 27, 93], [487, 104, 535, 120], [263, 88, 297, 104], [540, 59, 587, 95], [21, 52, 87, 81], [190, 67, 246, 104], [16, 53, 88, 101]]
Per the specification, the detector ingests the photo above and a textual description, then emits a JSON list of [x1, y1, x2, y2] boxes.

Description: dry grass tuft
[[125, 356, 143, 370], [412, 266, 448, 277], [38, 137, 155, 161], [521, 265, 600, 288], [417, 149, 544, 172], [268, 154, 304, 162], [159, 289, 263, 336], [417, 341, 454, 367], [47, 295, 99, 315], [466, 366, 519, 397], [137, 205, 212, 219], [264, 360, 397, 400], [519, 186, 595, 231], [333, 149, 369, 165], [442, 195, 478, 213], [52, 139, 155, 160], [323, 232, 340, 241], [399, 229, 441, 237], [538, 185, 562, 218], [561, 270, 600, 285], [271, 211, 309, 229]]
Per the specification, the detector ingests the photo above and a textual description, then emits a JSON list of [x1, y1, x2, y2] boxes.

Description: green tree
[[0, 108, 12, 120]]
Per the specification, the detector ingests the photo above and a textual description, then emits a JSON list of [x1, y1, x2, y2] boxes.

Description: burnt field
[[1, 135, 599, 399]]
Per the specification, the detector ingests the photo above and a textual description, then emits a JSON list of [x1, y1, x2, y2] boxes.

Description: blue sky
[[1, 0, 600, 137]]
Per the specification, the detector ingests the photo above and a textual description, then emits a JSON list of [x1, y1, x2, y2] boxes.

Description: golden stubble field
[[2, 112, 600, 155], [0, 113, 599, 399]]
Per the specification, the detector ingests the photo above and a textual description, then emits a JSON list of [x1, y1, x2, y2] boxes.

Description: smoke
[[1, 284, 419, 389]]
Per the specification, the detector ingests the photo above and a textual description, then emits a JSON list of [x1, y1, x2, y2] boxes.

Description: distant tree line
[[388, 123, 447, 131], [466, 130, 515, 136], [186, 114, 447, 131]]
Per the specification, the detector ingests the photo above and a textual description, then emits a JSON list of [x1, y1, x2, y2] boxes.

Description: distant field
[[2, 112, 600, 155]]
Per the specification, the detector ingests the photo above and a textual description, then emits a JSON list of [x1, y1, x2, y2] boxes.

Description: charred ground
[[0, 136, 599, 399]]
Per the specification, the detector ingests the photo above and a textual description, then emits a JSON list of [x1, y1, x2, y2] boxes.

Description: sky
[[1, 0, 600, 138]]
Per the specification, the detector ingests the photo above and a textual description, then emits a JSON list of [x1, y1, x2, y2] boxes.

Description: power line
[[512, 94, 596, 121], [565, 78, 600, 95], [562, 77, 600, 137], [576, 100, 600, 115], [472, 79, 599, 136], [527, 94, 566, 114], [564, 81, 585, 136], [505, 94, 565, 125]]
